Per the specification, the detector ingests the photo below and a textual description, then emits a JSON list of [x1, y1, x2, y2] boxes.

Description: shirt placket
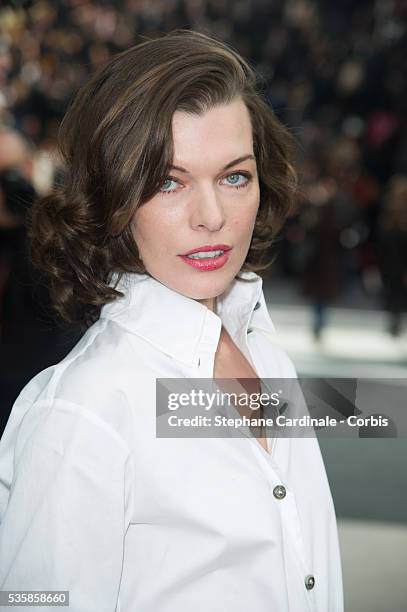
[[243, 326, 318, 612]]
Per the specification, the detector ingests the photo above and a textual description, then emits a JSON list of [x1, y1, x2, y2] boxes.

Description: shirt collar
[[99, 270, 273, 366]]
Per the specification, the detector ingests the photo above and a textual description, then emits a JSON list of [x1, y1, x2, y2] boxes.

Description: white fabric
[[0, 271, 344, 611]]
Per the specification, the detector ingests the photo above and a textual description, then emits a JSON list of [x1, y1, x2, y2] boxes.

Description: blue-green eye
[[226, 173, 240, 184], [223, 172, 250, 187], [160, 178, 178, 193]]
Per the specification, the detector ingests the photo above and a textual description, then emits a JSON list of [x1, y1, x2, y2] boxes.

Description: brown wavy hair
[[30, 29, 298, 328]]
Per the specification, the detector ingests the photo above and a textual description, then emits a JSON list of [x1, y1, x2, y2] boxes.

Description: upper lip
[[180, 244, 232, 256]]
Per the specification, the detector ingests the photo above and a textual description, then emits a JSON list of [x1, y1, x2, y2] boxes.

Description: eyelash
[[159, 171, 253, 195]]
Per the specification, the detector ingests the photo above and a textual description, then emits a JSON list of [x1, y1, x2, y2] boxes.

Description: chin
[[177, 271, 237, 301], [147, 258, 243, 300]]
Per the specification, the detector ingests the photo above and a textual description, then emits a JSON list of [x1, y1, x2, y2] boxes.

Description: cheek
[[132, 206, 170, 251], [232, 194, 259, 233]]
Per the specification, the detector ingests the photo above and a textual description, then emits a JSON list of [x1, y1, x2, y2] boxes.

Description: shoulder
[[11, 317, 153, 459]]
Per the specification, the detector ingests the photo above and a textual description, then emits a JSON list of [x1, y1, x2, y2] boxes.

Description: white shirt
[[0, 271, 344, 612]]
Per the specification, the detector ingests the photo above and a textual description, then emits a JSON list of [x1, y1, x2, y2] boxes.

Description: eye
[[159, 177, 179, 194], [222, 172, 251, 189]]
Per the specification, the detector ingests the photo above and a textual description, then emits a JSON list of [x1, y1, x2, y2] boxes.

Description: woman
[[0, 30, 343, 611]]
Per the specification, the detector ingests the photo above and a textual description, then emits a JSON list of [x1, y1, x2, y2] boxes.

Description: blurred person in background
[[300, 177, 344, 340], [377, 174, 407, 337], [0, 127, 79, 435], [0, 127, 36, 330]]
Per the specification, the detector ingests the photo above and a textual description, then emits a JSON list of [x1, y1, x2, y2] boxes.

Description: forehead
[[171, 99, 254, 171]]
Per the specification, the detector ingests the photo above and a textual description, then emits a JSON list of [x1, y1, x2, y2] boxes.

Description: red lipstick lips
[[181, 244, 231, 256], [178, 244, 232, 271]]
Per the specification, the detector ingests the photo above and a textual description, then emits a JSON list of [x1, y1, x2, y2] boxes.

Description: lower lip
[[178, 250, 231, 271]]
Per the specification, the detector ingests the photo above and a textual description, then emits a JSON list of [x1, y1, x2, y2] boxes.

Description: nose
[[189, 185, 225, 232]]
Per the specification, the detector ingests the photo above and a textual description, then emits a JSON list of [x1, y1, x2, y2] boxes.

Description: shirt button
[[273, 485, 286, 500], [305, 575, 315, 590], [254, 301, 261, 311], [247, 327, 253, 334]]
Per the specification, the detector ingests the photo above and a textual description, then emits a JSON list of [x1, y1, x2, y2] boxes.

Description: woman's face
[[131, 97, 260, 306]]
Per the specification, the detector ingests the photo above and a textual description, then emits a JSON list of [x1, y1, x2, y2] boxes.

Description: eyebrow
[[169, 154, 256, 174]]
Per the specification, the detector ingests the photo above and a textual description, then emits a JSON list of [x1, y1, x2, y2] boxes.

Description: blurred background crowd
[[1, 1, 407, 609], [1, 0, 406, 355]]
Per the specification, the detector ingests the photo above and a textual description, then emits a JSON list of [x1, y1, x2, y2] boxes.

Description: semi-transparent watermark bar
[[156, 378, 406, 439]]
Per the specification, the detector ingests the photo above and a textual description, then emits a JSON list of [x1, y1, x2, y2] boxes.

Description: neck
[[197, 296, 217, 313]]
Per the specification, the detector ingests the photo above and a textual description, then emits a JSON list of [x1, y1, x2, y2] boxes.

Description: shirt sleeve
[[0, 400, 134, 612]]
